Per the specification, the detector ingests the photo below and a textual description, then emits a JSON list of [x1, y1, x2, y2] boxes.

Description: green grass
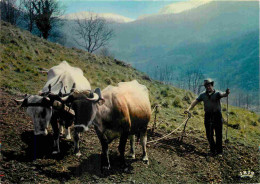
[[0, 21, 259, 147]]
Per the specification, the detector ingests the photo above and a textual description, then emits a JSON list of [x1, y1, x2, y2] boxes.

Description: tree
[[21, 0, 35, 32], [0, 0, 22, 25], [74, 13, 114, 53], [32, 0, 64, 39], [185, 69, 204, 94]]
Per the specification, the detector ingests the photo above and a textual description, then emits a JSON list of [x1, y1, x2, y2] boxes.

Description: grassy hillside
[[0, 21, 259, 183], [1, 21, 259, 146]]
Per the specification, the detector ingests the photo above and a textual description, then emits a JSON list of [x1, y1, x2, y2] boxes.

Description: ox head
[[14, 95, 52, 136], [62, 88, 103, 133], [14, 83, 76, 136]]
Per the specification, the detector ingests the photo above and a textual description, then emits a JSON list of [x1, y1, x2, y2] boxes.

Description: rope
[[151, 104, 160, 115], [147, 114, 191, 144]]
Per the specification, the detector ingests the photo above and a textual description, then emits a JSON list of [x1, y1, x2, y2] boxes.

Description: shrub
[[160, 124, 167, 130], [111, 76, 117, 83], [228, 123, 240, 129], [25, 55, 32, 60], [172, 97, 183, 108], [168, 93, 176, 98], [182, 95, 191, 103], [162, 101, 169, 108], [15, 68, 21, 72], [192, 110, 199, 115], [161, 89, 168, 97], [229, 111, 236, 115], [250, 121, 257, 126], [142, 75, 151, 81], [104, 78, 112, 85]]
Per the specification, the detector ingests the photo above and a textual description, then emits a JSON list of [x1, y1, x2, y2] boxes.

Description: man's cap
[[204, 78, 214, 86]]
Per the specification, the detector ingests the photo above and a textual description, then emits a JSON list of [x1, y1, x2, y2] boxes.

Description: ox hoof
[[102, 166, 111, 170], [124, 166, 133, 173], [124, 167, 130, 172], [52, 150, 60, 155], [143, 160, 149, 165], [76, 152, 82, 157], [101, 166, 111, 174], [65, 135, 72, 140], [128, 153, 136, 159], [142, 157, 149, 165]]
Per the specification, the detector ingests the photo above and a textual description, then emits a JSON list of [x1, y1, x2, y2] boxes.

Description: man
[[185, 79, 230, 156]]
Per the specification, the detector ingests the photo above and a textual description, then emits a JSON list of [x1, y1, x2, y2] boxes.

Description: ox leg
[[118, 133, 128, 168], [100, 140, 110, 171], [51, 115, 60, 154], [65, 127, 71, 140], [140, 131, 149, 164], [64, 121, 72, 139], [73, 131, 81, 157], [60, 124, 64, 135], [95, 128, 110, 172], [65, 120, 72, 140], [128, 135, 136, 159]]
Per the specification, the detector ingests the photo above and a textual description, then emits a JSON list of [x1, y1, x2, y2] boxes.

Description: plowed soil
[[0, 89, 259, 183]]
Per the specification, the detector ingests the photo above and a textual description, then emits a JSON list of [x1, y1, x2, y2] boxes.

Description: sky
[[61, 0, 190, 19]]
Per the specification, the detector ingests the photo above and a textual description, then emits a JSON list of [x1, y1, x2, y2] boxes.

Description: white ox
[[16, 61, 91, 154], [41, 61, 90, 94]]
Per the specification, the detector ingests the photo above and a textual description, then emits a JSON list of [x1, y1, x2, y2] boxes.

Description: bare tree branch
[[73, 12, 114, 53]]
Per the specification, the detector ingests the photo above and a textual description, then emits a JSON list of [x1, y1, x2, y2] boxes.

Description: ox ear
[[94, 88, 102, 99], [86, 92, 99, 101], [61, 93, 74, 104], [94, 88, 105, 105]]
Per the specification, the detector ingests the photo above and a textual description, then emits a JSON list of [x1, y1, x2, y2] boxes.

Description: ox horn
[[44, 97, 50, 101], [48, 84, 51, 92], [38, 67, 48, 74], [61, 95, 70, 101], [86, 93, 99, 101], [70, 83, 76, 93], [13, 98, 25, 105], [13, 93, 28, 105]]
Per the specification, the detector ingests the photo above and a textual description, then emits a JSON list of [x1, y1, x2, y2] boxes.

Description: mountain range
[[62, 11, 134, 23], [61, 1, 259, 107]]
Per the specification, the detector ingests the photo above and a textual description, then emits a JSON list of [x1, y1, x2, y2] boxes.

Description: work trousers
[[204, 111, 223, 154]]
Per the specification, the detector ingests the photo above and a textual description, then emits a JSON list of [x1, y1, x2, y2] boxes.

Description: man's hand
[[226, 88, 230, 95], [184, 109, 190, 114], [185, 100, 199, 115], [184, 109, 192, 118]]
